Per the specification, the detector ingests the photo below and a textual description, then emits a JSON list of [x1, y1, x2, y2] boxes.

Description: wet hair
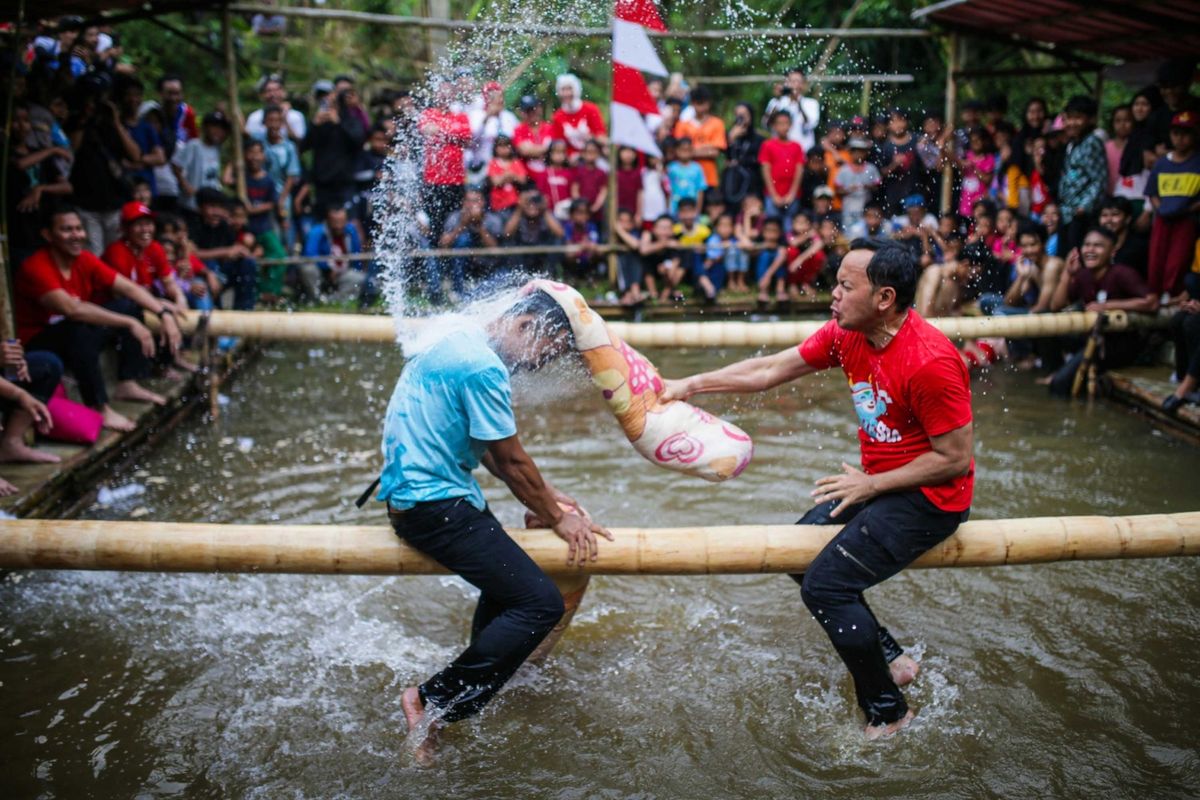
[[502, 290, 575, 346], [850, 240, 917, 311]]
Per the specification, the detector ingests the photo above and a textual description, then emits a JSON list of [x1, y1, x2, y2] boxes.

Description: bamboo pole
[[146, 309, 1165, 348], [225, 5, 933, 40], [0, 514, 1196, 576], [689, 73, 914, 86], [223, 5, 248, 203], [940, 32, 958, 216]]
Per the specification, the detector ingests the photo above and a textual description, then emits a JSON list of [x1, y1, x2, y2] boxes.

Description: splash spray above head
[[487, 289, 578, 372]]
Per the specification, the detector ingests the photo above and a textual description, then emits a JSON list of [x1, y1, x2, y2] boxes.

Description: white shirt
[[465, 108, 518, 181], [245, 107, 307, 142], [764, 94, 821, 153]]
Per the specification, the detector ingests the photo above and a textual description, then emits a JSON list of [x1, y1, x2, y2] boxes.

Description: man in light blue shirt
[[379, 289, 610, 758]]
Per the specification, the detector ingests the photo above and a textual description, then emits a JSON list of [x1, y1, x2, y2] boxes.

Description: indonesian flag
[[611, 0, 666, 158]]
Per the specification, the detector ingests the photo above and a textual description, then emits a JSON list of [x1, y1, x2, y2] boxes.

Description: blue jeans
[[724, 247, 749, 275], [206, 258, 258, 310], [790, 492, 967, 725], [388, 498, 565, 722], [765, 197, 801, 231]]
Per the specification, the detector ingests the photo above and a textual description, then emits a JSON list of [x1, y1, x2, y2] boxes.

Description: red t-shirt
[[512, 120, 552, 180], [799, 312, 974, 511], [15, 248, 119, 344], [419, 108, 471, 186], [486, 158, 529, 211], [102, 239, 176, 290], [616, 167, 642, 214], [537, 166, 574, 212], [759, 137, 806, 198], [550, 102, 607, 157], [573, 163, 608, 206]]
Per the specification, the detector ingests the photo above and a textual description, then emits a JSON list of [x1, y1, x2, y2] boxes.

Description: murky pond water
[[2, 341, 1199, 799]]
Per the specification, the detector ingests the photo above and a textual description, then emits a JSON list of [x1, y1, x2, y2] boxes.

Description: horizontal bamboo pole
[[154, 310, 1164, 348], [0, 514, 1196, 576], [689, 73, 915, 85], [225, 5, 933, 39]]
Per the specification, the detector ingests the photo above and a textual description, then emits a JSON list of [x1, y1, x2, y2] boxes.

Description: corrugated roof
[[913, 0, 1200, 62]]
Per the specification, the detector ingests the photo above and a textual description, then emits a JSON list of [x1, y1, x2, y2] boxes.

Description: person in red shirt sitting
[[663, 240, 975, 740], [550, 73, 607, 162], [15, 205, 184, 432], [102, 202, 190, 313]]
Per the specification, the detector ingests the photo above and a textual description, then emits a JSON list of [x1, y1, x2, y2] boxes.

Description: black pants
[[0, 351, 63, 416], [1171, 310, 1200, 382], [389, 497, 565, 723], [791, 492, 967, 726], [25, 299, 152, 408]]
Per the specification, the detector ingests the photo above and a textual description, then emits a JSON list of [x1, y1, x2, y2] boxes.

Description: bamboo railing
[[154, 309, 1164, 349], [0, 513, 1196, 576]]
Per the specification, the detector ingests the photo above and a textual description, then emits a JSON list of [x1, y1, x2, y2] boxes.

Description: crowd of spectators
[[1, 16, 1200, 486]]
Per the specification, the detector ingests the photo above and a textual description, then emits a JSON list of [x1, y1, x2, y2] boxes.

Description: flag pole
[[606, 3, 620, 287]]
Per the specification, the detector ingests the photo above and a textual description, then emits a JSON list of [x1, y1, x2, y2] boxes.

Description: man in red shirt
[[419, 77, 472, 301], [102, 202, 189, 311], [663, 241, 974, 739], [15, 205, 184, 432]]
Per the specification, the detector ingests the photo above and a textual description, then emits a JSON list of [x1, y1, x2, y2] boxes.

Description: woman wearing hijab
[[1114, 86, 1163, 218], [550, 73, 607, 161]]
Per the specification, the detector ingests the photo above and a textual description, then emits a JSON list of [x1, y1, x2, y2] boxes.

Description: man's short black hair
[[41, 200, 81, 230], [850, 240, 917, 311], [1100, 195, 1133, 217], [1064, 95, 1097, 117], [690, 85, 712, 104], [196, 187, 229, 208], [1016, 221, 1048, 243], [503, 289, 575, 346], [1085, 226, 1116, 244], [769, 109, 793, 125]]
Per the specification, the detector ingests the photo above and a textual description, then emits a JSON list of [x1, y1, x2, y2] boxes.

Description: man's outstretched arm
[[661, 346, 818, 402]]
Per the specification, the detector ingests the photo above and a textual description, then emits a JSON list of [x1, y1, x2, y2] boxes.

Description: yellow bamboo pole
[[0, 514, 1196, 576], [146, 309, 1162, 348]]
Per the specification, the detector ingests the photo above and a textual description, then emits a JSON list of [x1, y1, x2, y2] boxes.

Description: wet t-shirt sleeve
[[463, 364, 517, 442], [798, 319, 841, 370]]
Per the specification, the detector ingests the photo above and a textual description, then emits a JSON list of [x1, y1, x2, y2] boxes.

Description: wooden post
[[606, 6, 619, 287], [0, 0, 27, 342], [859, 78, 873, 116], [223, 4, 248, 203], [940, 32, 959, 216]]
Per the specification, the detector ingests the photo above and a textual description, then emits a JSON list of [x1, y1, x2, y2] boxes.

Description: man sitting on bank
[[663, 241, 974, 739], [15, 204, 183, 432], [378, 289, 611, 760]]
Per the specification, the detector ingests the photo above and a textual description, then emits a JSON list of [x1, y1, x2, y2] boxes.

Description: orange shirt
[[674, 115, 728, 188]]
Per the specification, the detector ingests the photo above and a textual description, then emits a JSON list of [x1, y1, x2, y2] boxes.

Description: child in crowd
[[539, 139, 574, 219], [709, 212, 750, 294], [956, 127, 997, 219], [615, 146, 644, 226], [612, 208, 646, 306], [573, 139, 608, 224], [696, 214, 739, 304], [811, 185, 837, 226], [784, 211, 825, 298], [1146, 111, 1200, 298], [703, 191, 727, 228], [834, 136, 880, 233], [130, 177, 153, 208], [753, 216, 788, 308], [759, 111, 804, 230], [243, 139, 287, 302], [673, 198, 711, 277], [992, 206, 1020, 268], [561, 199, 601, 281], [799, 146, 830, 210], [258, 105, 301, 247], [486, 135, 528, 215], [640, 214, 685, 303], [667, 137, 706, 215], [229, 201, 262, 261], [640, 154, 670, 230], [173, 111, 229, 215]]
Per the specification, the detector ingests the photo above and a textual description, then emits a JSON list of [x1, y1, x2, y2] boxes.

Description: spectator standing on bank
[[723, 102, 765, 205], [1145, 111, 1200, 297], [551, 73, 607, 161], [420, 76, 472, 287], [172, 111, 229, 217], [759, 111, 805, 231], [763, 68, 821, 153], [305, 81, 366, 217], [1058, 95, 1109, 255], [672, 86, 726, 193], [245, 75, 306, 143], [467, 82, 518, 186], [513, 95, 552, 190]]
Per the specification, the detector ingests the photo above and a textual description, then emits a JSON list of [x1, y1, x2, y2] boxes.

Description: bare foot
[[101, 406, 136, 432], [113, 381, 167, 406], [0, 477, 17, 496], [173, 358, 200, 374], [0, 440, 61, 464], [401, 686, 439, 766], [889, 654, 920, 688], [864, 709, 915, 741]]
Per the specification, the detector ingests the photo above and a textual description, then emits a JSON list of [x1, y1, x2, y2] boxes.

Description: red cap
[[121, 201, 155, 223], [1171, 110, 1197, 130]]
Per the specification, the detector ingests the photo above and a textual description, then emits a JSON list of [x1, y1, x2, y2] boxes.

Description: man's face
[[678, 205, 697, 226], [1080, 231, 1113, 270], [693, 99, 711, 117], [1161, 83, 1186, 109], [262, 80, 284, 105], [327, 210, 348, 236], [122, 86, 143, 113], [160, 79, 183, 106], [831, 250, 883, 331], [1099, 207, 1128, 234], [463, 192, 485, 217], [127, 217, 154, 248], [264, 110, 283, 134], [521, 192, 544, 218], [1063, 111, 1089, 140], [922, 117, 942, 137], [12, 108, 31, 139], [200, 202, 225, 225], [864, 208, 882, 228], [786, 71, 806, 95], [43, 212, 86, 257], [906, 206, 925, 226], [369, 130, 390, 155], [1018, 233, 1043, 261], [506, 316, 573, 372]]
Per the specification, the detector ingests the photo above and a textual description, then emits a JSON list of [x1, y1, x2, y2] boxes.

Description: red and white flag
[[611, 0, 666, 158]]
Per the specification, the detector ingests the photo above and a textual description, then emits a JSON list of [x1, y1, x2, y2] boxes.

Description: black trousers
[[791, 492, 967, 726], [1171, 310, 1200, 382], [25, 299, 152, 408], [0, 351, 63, 416], [389, 497, 565, 723]]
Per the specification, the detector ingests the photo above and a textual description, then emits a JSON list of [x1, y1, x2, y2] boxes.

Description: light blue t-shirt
[[667, 160, 706, 213], [377, 328, 517, 510]]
